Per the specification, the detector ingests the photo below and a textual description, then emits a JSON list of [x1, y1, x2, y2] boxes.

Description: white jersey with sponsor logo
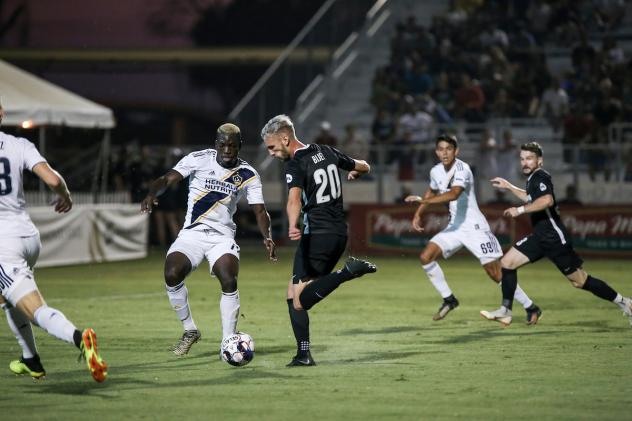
[[429, 158, 490, 231], [173, 149, 264, 238], [0, 132, 46, 237]]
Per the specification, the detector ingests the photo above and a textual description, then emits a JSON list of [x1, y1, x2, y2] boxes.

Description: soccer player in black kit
[[481, 142, 632, 326], [261, 114, 377, 366]]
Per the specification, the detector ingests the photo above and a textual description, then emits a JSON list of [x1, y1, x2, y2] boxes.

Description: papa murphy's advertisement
[[348, 204, 632, 258]]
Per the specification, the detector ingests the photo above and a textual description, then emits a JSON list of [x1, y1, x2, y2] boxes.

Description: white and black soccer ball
[[220, 332, 255, 367]]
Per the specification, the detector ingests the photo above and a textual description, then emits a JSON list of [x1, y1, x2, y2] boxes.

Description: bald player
[[142, 123, 276, 356]]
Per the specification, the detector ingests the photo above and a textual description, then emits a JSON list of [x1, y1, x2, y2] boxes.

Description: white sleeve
[[22, 138, 46, 171], [172, 153, 196, 178], [429, 169, 439, 190], [451, 166, 470, 189], [245, 174, 265, 205]]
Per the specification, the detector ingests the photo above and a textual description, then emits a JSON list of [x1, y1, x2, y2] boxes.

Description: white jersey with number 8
[[0, 132, 46, 238]]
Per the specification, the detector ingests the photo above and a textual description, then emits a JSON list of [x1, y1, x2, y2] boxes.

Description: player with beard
[[142, 123, 276, 355], [481, 142, 632, 326], [261, 114, 377, 366]]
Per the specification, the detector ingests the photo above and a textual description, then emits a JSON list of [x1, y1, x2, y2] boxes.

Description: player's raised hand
[[404, 195, 423, 204], [288, 226, 302, 241], [490, 177, 510, 190], [140, 195, 158, 214], [263, 237, 277, 261], [347, 170, 361, 180], [53, 194, 73, 213]]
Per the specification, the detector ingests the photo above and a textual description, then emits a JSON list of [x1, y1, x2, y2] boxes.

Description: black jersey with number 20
[[284, 144, 356, 236]]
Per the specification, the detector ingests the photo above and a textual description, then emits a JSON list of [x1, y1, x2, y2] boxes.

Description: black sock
[[582, 275, 618, 302], [501, 268, 518, 310], [73, 329, 82, 349], [287, 299, 309, 354], [299, 269, 354, 310]]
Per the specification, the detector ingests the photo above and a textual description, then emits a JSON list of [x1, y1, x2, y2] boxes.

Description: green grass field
[[1, 247, 631, 420]]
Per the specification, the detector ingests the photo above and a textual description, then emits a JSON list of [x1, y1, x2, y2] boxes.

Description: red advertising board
[[348, 204, 632, 258]]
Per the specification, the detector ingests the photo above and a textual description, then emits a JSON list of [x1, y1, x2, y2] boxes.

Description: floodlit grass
[[2, 248, 631, 420]]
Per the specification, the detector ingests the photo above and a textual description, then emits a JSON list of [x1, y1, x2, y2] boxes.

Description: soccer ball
[[220, 332, 255, 367]]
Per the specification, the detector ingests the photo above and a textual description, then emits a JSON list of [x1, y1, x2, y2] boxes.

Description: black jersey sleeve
[[330, 146, 356, 172], [285, 158, 305, 190], [528, 171, 554, 201]]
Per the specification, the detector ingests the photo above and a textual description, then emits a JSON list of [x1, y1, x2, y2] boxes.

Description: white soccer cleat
[[620, 297, 632, 327], [480, 307, 512, 327]]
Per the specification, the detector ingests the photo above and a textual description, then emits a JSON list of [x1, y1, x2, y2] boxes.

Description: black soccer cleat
[[433, 296, 459, 321], [344, 257, 377, 278], [286, 351, 316, 367], [525, 304, 542, 325]]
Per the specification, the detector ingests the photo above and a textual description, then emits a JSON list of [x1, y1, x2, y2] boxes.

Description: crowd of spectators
[[109, 144, 188, 247], [369, 0, 631, 181]]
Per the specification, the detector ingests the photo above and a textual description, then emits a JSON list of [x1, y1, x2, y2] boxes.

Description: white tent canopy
[[0, 59, 114, 128]]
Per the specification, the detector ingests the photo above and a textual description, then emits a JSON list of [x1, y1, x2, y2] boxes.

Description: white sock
[[514, 284, 533, 309], [3, 303, 37, 359], [220, 290, 240, 339], [613, 293, 629, 310], [423, 261, 453, 299], [33, 306, 77, 345], [166, 281, 197, 331]]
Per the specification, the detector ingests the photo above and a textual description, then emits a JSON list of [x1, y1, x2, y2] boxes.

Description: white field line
[[46, 291, 165, 303]]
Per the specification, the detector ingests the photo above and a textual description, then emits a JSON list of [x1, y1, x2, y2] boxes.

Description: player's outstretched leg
[[578, 273, 632, 327], [30, 301, 107, 381], [79, 328, 108, 383], [298, 257, 377, 311]]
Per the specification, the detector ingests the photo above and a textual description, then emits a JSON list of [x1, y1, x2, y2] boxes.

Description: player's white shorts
[[430, 227, 502, 265], [0, 234, 40, 305], [167, 228, 240, 274]]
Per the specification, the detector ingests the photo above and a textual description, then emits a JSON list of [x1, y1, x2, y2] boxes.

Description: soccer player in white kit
[[0, 105, 107, 382], [141, 123, 276, 356], [405, 134, 542, 323]]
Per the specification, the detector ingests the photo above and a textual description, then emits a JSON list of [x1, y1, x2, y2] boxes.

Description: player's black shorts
[[292, 234, 347, 284], [514, 233, 583, 275]]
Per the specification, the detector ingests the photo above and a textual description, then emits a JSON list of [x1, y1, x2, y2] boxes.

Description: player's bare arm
[[286, 186, 303, 240], [406, 188, 437, 232], [347, 159, 370, 180], [250, 203, 277, 261], [32, 162, 72, 213], [141, 169, 183, 213], [504, 193, 554, 218], [490, 177, 528, 202], [413, 186, 464, 206]]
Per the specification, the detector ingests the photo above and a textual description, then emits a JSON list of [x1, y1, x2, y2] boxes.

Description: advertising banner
[[29, 204, 149, 267], [349, 204, 632, 258]]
